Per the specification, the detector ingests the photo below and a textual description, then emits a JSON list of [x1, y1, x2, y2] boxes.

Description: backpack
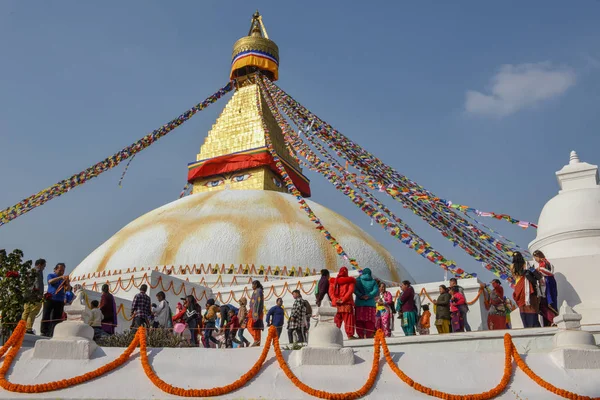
[[303, 300, 312, 316], [524, 269, 542, 296]]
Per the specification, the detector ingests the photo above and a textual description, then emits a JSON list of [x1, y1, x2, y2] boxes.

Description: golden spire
[[188, 81, 309, 196], [230, 11, 279, 81], [187, 13, 309, 197]]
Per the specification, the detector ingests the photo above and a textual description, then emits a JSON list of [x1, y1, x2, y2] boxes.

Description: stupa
[[63, 12, 414, 333]]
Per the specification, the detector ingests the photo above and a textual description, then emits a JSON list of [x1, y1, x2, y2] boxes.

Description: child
[[236, 298, 251, 347], [89, 300, 104, 340], [418, 304, 431, 335], [225, 309, 240, 348]]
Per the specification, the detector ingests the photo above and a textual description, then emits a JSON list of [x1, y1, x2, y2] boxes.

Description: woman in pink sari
[[375, 282, 394, 337]]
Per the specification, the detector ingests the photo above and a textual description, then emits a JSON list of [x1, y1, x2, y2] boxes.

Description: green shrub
[[97, 328, 193, 348], [0, 249, 37, 338]]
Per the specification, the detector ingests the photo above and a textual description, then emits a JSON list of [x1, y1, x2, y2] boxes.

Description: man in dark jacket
[[315, 269, 330, 307], [266, 298, 285, 338]]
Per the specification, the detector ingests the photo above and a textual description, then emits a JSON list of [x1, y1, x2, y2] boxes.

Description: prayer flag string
[[254, 79, 360, 271], [257, 76, 473, 279], [263, 77, 520, 283], [0, 82, 234, 227]]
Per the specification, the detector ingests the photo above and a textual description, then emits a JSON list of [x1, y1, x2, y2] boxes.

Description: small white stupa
[[530, 150, 600, 326]]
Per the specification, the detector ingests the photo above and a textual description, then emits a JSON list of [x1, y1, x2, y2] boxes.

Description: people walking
[[99, 284, 117, 335], [131, 284, 152, 329], [449, 278, 471, 332], [418, 304, 431, 335], [487, 280, 507, 330], [433, 285, 451, 334], [224, 309, 240, 348], [266, 298, 285, 338], [354, 268, 380, 339], [203, 299, 220, 348], [287, 290, 307, 344], [236, 298, 251, 347], [22, 258, 46, 335], [449, 286, 466, 332], [533, 250, 558, 326], [511, 252, 541, 328], [152, 291, 172, 329], [184, 295, 201, 346], [396, 280, 416, 336], [315, 269, 331, 307], [247, 280, 265, 347], [375, 282, 394, 337], [328, 267, 356, 339]]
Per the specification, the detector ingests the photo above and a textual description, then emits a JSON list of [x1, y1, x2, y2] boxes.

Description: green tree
[[0, 249, 38, 339]]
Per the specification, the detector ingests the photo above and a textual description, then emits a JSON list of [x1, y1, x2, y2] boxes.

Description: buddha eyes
[[205, 179, 224, 188], [232, 173, 252, 182], [272, 177, 282, 188], [203, 173, 252, 187]]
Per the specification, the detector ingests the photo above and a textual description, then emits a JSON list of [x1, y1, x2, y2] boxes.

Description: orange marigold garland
[[0, 320, 25, 358], [272, 326, 381, 400], [380, 331, 513, 400], [511, 340, 597, 400], [0, 322, 139, 393], [139, 325, 274, 397]]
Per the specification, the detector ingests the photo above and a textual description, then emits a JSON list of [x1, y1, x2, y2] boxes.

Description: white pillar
[[33, 291, 97, 359], [291, 300, 354, 366], [550, 301, 600, 369]]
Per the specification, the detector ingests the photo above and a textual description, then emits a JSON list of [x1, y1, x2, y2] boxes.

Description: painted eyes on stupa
[[205, 179, 225, 188], [231, 173, 252, 183], [272, 177, 283, 188], [204, 173, 252, 187]]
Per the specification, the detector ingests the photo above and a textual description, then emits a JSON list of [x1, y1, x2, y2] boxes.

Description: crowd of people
[[321, 266, 434, 338], [124, 280, 313, 347], [21, 250, 559, 344], [320, 253, 559, 338]]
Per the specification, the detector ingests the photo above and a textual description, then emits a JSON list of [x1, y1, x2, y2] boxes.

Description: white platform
[[2, 334, 600, 399]]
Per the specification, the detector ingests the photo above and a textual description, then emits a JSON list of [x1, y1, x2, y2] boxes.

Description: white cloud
[[465, 62, 576, 117]]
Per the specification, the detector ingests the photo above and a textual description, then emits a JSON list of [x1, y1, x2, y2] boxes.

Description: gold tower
[[187, 12, 310, 197]]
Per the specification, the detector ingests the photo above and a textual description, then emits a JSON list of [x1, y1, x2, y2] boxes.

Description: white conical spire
[[569, 150, 580, 165]]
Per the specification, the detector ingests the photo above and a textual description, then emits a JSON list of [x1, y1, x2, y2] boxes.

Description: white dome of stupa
[[530, 150, 600, 259], [72, 190, 413, 283]]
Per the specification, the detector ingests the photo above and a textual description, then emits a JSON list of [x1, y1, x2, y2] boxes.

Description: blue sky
[[1, 1, 599, 285]]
